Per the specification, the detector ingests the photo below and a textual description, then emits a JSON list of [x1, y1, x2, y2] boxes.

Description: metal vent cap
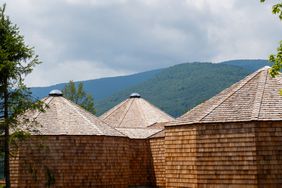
[[130, 93, 141, 98], [49, 89, 63, 96]]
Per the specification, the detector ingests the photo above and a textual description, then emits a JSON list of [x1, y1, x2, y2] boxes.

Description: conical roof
[[169, 66, 282, 126], [100, 93, 174, 128], [21, 93, 125, 136]]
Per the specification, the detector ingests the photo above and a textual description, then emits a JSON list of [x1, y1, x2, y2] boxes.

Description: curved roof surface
[[21, 96, 125, 136], [169, 66, 282, 126], [100, 96, 174, 128]]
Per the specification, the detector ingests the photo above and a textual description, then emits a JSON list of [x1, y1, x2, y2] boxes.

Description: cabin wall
[[255, 121, 282, 186], [128, 139, 154, 187], [165, 121, 282, 187], [10, 121, 282, 187], [195, 122, 257, 187], [165, 122, 258, 187], [165, 126, 198, 187], [10, 136, 154, 188], [149, 137, 165, 187]]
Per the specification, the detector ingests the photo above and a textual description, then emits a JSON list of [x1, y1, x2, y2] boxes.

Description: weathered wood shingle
[[21, 96, 125, 136], [169, 66, 282, 126], [100, 94, 174, 138], [101, 96, 174, 128]]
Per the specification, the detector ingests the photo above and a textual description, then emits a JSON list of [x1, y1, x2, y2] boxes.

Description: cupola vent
[[129, 93, 141, 98], [49, 89, 63, 96]]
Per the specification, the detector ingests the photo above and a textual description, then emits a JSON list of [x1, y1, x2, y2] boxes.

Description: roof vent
[[130, 93, 141, 98], [49, 89, 63, 97]]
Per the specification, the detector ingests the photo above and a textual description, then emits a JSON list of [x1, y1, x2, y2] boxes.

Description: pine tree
[[0, 4, 44, 187]]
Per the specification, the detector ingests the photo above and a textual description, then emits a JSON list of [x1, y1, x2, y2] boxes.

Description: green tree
[[261, 0, 282, 77], [0, 4, 44, 187], [63, 81, 96, 114]]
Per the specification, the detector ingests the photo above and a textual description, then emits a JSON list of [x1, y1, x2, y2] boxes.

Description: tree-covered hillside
[[221, 59, 270, 72], [31, 69, 161, 100], [31, 59, 269, 118], [96, 63, 252, 117]]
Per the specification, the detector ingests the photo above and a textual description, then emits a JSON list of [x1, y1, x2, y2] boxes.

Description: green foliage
[[0, 4, 44, 187], [63, 81, 96, 114], [96, 63, 252, 117], [261, 0, 282, 20], [31, 69, 160, 100], [261, 0, 282, 76], [31, 60, 268, 118], [0, 3, 44, 124], [0, 7, 39, 82], [269, 41, 282, 77]]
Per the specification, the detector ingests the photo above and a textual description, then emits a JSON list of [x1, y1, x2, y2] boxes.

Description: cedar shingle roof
[[149, 129, 165, 138], [21, 96, 125, 136], [169, 66, 282, 126], [100, 96, 174, 128], [116, 128, 163, 139]]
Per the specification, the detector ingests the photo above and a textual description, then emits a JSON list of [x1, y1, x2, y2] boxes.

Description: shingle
[[116, 128, 163, 139], [20, 96, 126, 136], [168, 66, 282, 126], [149, 129, 165, 138], [100, 96, 174, 128]]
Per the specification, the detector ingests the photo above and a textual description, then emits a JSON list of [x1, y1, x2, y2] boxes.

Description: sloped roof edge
[[167, 66, 281, 126]]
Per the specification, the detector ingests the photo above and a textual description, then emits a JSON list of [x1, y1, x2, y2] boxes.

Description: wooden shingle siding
[[9, 67, 282, 187], [195, 122, 257, 186], [164, 67, 282, 187], [165, 126, 198, 187], [255, 121, 282, 186], [150, 137, 165, 187], [129, 139, 154, 187], [10, 136, 155, 187], [165, 121, 282, 187]]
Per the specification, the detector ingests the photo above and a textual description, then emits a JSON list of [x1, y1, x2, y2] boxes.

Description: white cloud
[[25, 60, 129, 87], [3, 0, 282, 86], [64, 0, 128, 6]]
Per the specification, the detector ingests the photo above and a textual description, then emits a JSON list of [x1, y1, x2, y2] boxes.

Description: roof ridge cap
[[31, 97, 54, 120], [62, 97, 103, 135], [136, 99, 150, 127], [117, 98, 134, 127], [261, 66, 271, 70], [100, 99, 128, 120], [197, 68, 264, 122], [25, 97, 54, 132], [148, 129, 165, 138], [251, 69, 268, 120]]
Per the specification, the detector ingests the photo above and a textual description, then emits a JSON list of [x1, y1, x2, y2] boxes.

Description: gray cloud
[[3, 0, 282, 86]]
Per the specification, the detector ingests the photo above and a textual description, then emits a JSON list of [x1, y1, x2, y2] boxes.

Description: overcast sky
[[3, 0, 282, 86]]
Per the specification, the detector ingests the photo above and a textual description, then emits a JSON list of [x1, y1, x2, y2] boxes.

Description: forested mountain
[[95, 63, 251, 117], [31, 59, 270, 117], [95, 59, 270, 117], [221, 59, 271, 72], [31, 69, 161, 100]]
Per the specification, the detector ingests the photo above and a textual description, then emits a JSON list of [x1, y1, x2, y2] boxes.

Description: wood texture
[[170, 66, 282, 126], [10, 136, 155, 187], [165, 126, 198, 187], [165, 121, 282, 187], [255, 121, 282, 186], [150, 137, 165, 187], [101, 97, 174, 129]]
